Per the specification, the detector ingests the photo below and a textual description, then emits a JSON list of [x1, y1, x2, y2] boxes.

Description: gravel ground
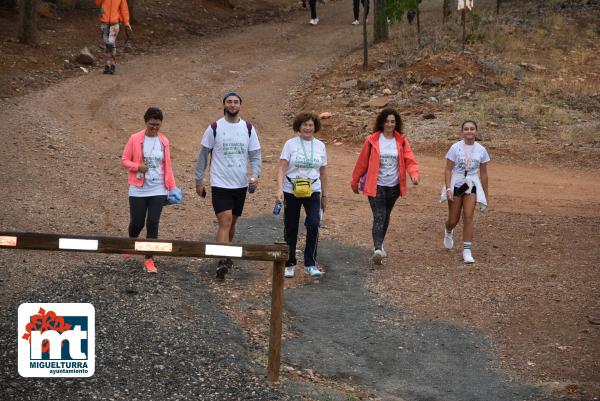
[[0, 252, 299, 401], [1, 0, 598, 399]]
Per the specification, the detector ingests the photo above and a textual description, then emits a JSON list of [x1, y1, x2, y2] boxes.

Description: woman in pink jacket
[[351, 108, 419, 265], [121, 107, 176, 273]]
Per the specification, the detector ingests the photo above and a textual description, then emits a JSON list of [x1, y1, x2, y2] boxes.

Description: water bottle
[[248, 177, 256, 193], [273, 201, 282, 216]]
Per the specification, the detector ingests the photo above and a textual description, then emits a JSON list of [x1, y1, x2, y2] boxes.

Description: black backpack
[[210, 121, 253, 139]]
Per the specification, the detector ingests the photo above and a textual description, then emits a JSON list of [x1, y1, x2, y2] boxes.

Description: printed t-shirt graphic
[[377, 135, 399, 187], [280, 136, 327, 194], [445, 140, 490, 187], [201, 118, 261, 189], [129, 136, 167, 197]]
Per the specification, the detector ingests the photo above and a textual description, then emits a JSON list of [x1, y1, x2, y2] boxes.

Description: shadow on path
[[237, 215, 539, 401]]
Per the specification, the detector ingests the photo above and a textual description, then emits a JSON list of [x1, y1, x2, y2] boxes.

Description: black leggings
[[309, 0, 317, 19], [353, 0, 370, 20], [128, 195, 167, 259], [283, 191, 321, 267], [367, 185, 400, 250]]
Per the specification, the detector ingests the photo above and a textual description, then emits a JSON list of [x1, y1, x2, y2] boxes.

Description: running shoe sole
[[216, 265, 228, 279]]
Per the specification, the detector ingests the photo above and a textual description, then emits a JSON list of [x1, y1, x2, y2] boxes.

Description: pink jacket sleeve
[[121, 136, 139, 172], [350, 138, 371, 190], [402, 137, 419, 178]]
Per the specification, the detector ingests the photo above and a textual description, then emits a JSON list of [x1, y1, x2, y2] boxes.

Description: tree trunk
[[362, 5, 368, 71], [128, 0, 135, 22], [461, 7, 466, 52], [442, 0, 452, 23], [496, 0, 501, 15], [17, 0, 38, 45], [373, 0, 388, 43], [416, 3, 421, 47]]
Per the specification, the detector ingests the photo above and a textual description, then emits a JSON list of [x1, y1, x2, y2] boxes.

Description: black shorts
[[211, 186, 247, 216], [453, 185, 477, 197]]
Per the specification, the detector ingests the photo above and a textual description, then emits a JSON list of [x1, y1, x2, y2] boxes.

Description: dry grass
[[483, 9, 600, 80], [459, 91, 579, 128], [560, 122, 600, 146], [300, 0, 600, 152], [453, 4, 600, 144]]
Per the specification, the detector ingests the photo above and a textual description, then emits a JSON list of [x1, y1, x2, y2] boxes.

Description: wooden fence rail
[[0, 231, 288, 383]]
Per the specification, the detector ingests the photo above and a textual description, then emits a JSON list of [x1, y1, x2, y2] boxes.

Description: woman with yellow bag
[[276, 112, 328, 278]]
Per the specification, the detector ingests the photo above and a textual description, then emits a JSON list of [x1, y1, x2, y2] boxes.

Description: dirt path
[[1, 0, 599, 399]]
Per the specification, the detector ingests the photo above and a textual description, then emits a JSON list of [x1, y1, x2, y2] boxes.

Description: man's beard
[[224, 108, 239, 117]]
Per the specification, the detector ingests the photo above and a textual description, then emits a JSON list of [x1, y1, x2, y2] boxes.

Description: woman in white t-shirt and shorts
[[276, 112, 328, 279], [443, 120, 490, 263]]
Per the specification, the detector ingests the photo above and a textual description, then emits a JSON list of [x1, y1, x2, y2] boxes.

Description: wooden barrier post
[[0, 231, 290, 383], [0, 232, 287, 261], [267, 258, 285, 383]]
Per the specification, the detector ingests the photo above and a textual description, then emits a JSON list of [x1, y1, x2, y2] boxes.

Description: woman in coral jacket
[[350, 108, 419, 265], [121, 107, 176, 273]]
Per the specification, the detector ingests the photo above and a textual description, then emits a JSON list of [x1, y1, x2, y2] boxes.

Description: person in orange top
[[96, 0, 131, 74], [350, 108, 419, 265]]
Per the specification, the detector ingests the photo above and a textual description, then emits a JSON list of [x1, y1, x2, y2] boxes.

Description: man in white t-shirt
[[195, 92, 262, 279]]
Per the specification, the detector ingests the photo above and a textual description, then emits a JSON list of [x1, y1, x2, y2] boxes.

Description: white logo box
[[18, 303, 95, 378]]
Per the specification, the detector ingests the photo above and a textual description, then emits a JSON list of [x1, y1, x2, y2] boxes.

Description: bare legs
[[446, 193, 476, 242], [216, 210, 239, 243], [446, 193, 477, 262]]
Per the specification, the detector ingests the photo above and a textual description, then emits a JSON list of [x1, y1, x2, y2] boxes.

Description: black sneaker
[[216, 259, 229, 280], [224, 258, 234, 269], [103, 65, 110, 74], [109, 64, 116, 75]]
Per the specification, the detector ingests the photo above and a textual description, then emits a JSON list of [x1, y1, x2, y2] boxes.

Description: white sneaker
[[304, 265, 323, 277], [443, 229, 454, 249], [310, 18, 319, 25], [372, 249, 383, 265], [463, 249, 475, 264], [352, 19, 360, 25], [373, 245, 387, 257], [284, 265, 295, 278]]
